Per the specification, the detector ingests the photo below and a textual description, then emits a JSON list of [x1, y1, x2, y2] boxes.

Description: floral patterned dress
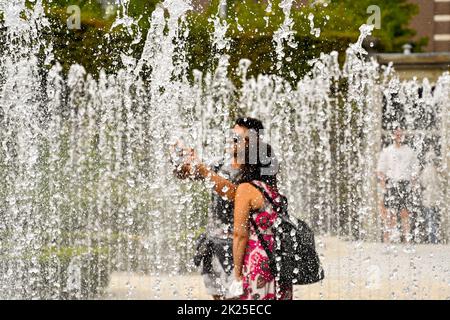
[[239, 180, 293, 300]]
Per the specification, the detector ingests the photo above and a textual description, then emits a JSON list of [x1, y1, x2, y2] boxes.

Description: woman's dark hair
[[235, 117, 264, 133], [234, 117, 278, 189]]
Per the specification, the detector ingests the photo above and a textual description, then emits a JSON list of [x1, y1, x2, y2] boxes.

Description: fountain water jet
[[0, 0, 448, 299]]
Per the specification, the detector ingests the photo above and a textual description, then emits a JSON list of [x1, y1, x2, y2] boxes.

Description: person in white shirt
[[377, 128, 419, 243], [420, 151, 442, 244]]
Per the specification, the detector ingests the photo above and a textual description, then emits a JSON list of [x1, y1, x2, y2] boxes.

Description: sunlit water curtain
[[0, 0, 448, 299]]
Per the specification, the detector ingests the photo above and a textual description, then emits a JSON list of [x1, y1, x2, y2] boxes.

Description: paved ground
[[103, 236, 450, 300]]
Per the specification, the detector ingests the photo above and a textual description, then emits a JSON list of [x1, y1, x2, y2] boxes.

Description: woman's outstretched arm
[[174, 146, 237, 200]]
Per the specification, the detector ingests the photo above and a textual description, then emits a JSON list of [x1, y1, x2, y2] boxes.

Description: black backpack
[[249, 182, 325, 285]]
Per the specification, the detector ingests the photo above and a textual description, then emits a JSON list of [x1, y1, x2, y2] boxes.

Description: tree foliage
[[0, 0, 425, 82]]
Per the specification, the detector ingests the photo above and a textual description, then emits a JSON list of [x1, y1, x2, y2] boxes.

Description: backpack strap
[[248, 217, 277, 276], [248, 181, 279, 276]]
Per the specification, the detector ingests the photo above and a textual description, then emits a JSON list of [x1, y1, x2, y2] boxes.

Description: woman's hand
[[171, 142, 204, 180], [182, 148, 209, 180], [170, 141, 190, 179], [173, 145, 237, 200], [183, 147, 197, 164], [173, 163, 193, 180]]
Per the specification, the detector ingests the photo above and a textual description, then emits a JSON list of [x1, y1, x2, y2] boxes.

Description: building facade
[[409, 0, 450, 52]]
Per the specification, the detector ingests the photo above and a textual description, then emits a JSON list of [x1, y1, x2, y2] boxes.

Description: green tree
[[1, 0, 425, 81], [324, 0, 426, 51], [182, 0, 426, 83]]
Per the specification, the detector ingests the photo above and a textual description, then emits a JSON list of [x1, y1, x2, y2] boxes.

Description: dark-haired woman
[[181, 117, 292, 300], [228, 120, 292, 300]]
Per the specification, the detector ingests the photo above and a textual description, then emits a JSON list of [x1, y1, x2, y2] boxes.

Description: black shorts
[[384, 180, 413, 212]]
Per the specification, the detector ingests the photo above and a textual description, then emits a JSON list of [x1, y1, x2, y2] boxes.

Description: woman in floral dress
[[231, 118, 293, 300], [236, 180, 292, 300], [179, 117, 292, 300]]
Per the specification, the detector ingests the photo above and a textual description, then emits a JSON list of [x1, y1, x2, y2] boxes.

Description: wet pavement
[[104, 236, 450, 300]]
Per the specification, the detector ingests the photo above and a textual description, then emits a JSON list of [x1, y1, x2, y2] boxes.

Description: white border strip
[[434, 34, 450, 41], [434, 15, 450, 22]]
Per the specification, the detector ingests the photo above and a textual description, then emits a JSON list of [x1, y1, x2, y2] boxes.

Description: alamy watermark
[[367, 5, 381, 29], [67, 5, 81, 30]]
